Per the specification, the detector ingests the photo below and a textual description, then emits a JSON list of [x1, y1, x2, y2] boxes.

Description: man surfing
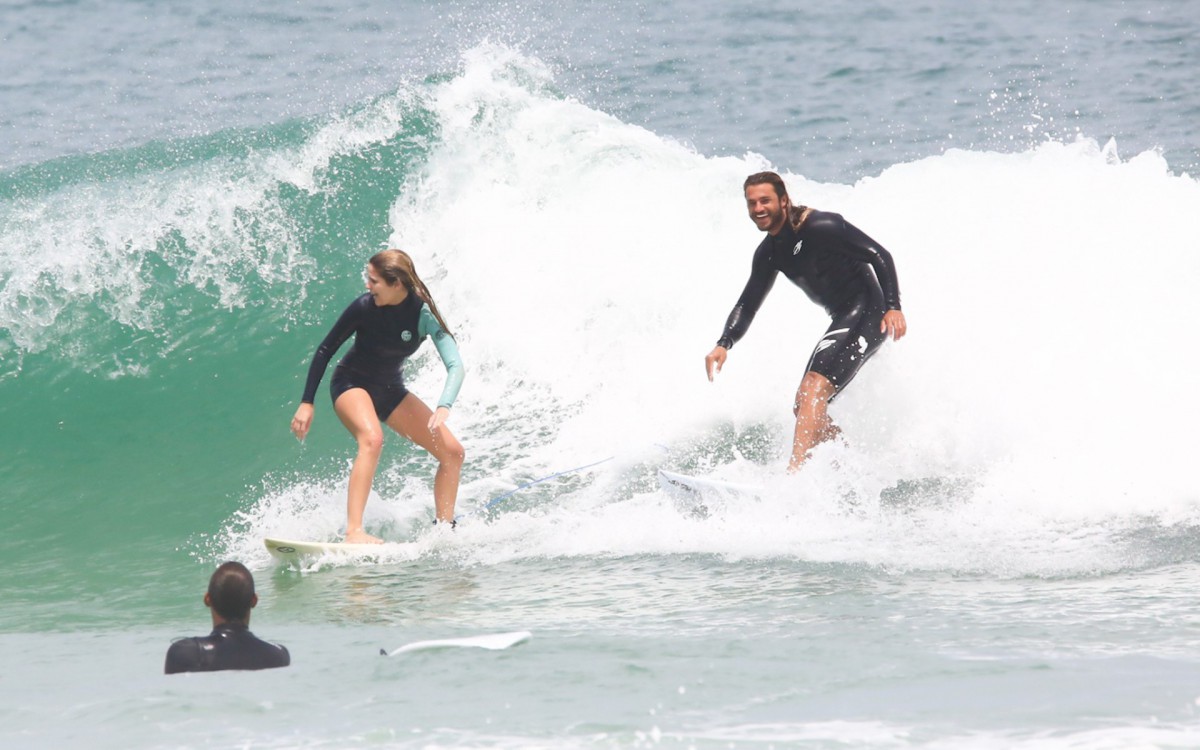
[[705, 171, 907, 471]]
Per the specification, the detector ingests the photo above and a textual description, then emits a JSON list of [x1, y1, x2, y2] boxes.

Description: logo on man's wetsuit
[[793, 240, 804, 255], [401, 330, 413, 342]]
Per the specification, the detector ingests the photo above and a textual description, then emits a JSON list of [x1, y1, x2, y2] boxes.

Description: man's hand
[[705, 346, 728, 382], [881, 310, 907, 341]]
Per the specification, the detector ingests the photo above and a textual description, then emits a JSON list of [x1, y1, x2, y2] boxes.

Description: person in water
[[164, 561, 290, 674], [704, 171, 907, 471], [290, 249, 465, 542]]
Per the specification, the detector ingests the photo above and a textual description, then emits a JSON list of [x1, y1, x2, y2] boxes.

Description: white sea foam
[[375, 44, 1200, 576]]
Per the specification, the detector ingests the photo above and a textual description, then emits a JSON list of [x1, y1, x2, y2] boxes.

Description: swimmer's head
[[206, 561, 257, 623]]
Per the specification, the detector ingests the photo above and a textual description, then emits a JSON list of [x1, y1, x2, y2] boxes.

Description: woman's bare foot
[[344, 528, 383, 544]]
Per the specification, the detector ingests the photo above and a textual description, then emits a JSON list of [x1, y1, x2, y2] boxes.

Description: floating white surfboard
[[263, 536, 410, 561], [381, 631, 532, 656]]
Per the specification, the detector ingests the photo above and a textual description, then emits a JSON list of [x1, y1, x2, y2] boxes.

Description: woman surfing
[[290, 249, 465, 543]]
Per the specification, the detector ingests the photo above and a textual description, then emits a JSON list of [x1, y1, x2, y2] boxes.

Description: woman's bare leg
[[385, 395, 465, 523], [333, 388, 385, 543]]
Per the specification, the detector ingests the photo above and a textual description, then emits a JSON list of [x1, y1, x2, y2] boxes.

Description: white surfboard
[[381, 631, 531, 656], [264, 536, 408, 561], [657, 468, 762, 518], [657, 468, 762, 498]]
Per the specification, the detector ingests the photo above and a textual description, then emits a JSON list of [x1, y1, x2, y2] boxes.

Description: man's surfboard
[[264, 536, 405, 561], [657, 468, 763, 518], [656, 468, 762, 498], [381, 631, 531, 656]]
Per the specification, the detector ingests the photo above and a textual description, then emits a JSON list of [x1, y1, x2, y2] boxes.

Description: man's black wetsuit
[[164, 622, 290, 674], [717, 209, 902, 397]]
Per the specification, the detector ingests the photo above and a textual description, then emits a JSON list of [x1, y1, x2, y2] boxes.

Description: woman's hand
[[291, 403, 315, 441], [428, 405, 450, 432]]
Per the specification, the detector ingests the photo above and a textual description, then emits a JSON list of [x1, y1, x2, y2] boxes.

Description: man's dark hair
[[743, 171, 789, 201], [207, 561, 255, 622]]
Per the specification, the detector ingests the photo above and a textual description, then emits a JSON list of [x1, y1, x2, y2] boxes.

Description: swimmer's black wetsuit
[[717, 209, 902, 397], [301, 292, 464, 420], [164, 622, 290, 674]]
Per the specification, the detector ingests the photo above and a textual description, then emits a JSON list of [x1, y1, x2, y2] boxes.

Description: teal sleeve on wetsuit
[[417, 304, 465, 409]]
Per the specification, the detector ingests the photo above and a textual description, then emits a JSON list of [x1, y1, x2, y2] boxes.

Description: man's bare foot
[[788, 423, 844, 473], [344, 529, 383, 544], [819, 422, 844, 443], [786, 445, 810, 473]]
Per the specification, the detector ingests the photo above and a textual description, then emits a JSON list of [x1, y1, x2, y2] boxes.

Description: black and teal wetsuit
[[164, 622, 290, 674], [717, 209, 902, 397], [301, 292, 465, 420]]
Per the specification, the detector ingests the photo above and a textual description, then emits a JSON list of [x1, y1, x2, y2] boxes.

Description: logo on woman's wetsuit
[[401, 330, 413, 342]]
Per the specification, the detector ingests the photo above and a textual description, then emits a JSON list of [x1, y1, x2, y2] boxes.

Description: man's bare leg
[[788, 371, 839, 472]]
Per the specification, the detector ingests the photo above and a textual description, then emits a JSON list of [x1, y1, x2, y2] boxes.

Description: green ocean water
[[1, 101, 443, 630]]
